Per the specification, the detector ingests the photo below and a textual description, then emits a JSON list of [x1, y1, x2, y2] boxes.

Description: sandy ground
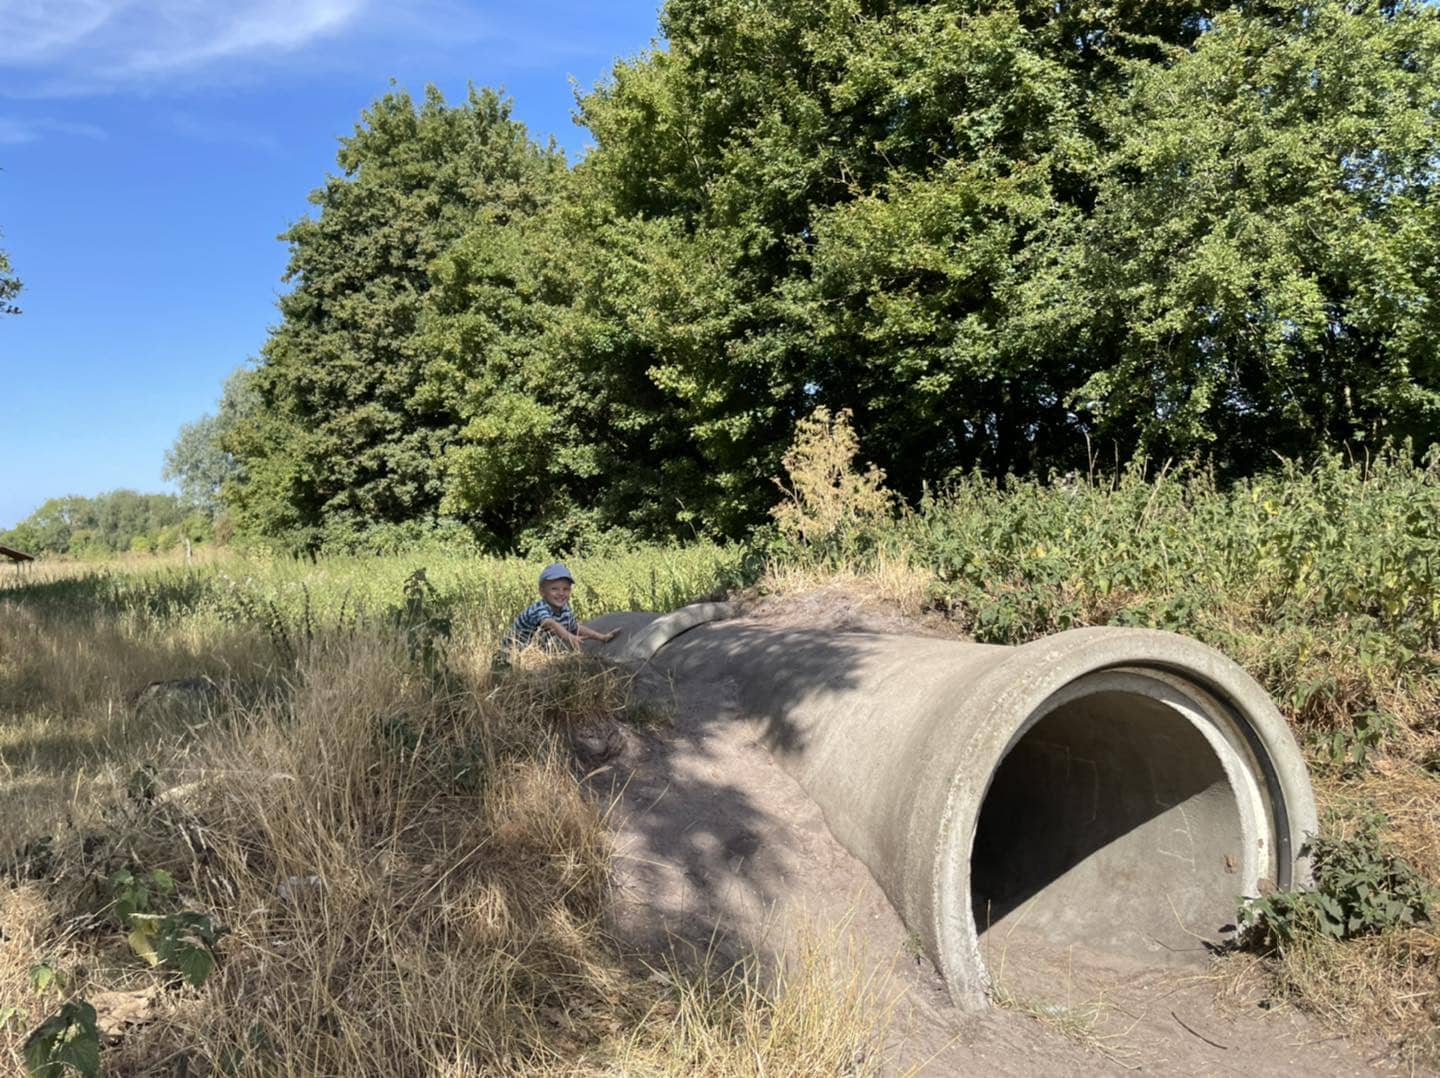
[[588, 615, 1404, 1077]]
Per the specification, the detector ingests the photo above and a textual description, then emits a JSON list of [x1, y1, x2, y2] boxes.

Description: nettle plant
[[110, 868, 227, 987], [22, 1000, 100, 1078], [1239, 814, 1436, 946]]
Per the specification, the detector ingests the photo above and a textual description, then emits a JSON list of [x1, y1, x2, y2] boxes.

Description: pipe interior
[[970, 687, 1246, 965]]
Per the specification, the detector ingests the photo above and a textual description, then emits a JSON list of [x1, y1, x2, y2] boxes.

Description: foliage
[[27, 961, 65, 997], [1, 491, 209, 557], [1239, 814, 1435, 946], [771, 407, 894, 554], [390, 567, 452, 676], [21, 1001, 100, 1078], [772, 446, 1440, 765], [126, 911, 226, 988], [1081, 1, 1440, 464], [0, 233, 20, 317], [109, 868, 226, 987], [225, 85, 569, 551], [164, 366, 258, 516], [200, 1, 1440, 548]]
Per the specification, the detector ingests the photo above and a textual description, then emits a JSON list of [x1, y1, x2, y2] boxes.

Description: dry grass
[[2, 581, 888, 1075], [755, 553, 938, 629], [0, 547, 231, 592], [1214, 928, 1440, 1073], [0, 599, 275, 839], [617, 930, 893, 1075], [1308, 749, 1440, 891], [1213, 756, 1440, 1072]]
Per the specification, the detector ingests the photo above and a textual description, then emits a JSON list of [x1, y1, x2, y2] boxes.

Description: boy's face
[[540, 578, 572, 608]]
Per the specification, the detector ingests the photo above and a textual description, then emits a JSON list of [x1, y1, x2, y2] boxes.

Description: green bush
[[875, 447, 1440, 758], [1239, 814, 1436, 947]]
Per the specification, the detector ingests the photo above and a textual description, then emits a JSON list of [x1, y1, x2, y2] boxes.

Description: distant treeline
[[174, 0, 1440, 553], [1, 492, 209, 557]]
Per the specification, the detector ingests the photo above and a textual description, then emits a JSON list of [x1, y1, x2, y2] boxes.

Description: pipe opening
[[970, 684, 1249, 965]]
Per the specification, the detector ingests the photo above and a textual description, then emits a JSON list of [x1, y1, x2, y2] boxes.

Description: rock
[[567, 717, 628, 768], [130, 677, 224, 719]]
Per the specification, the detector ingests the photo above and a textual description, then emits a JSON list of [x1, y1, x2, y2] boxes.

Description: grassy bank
[[766, 447, 1440, 1067], [1, 545, 885, 1075], [5, 449, 1440, 1070]]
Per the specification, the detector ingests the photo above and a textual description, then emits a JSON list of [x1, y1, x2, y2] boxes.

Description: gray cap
[[539, 563, 574, 585]]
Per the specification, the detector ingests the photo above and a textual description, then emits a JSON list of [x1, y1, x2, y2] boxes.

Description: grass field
[[1, 545, 888, 1075], [4, 453, 1439, 1072]]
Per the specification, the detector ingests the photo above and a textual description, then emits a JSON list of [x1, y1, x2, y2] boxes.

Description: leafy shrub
[[1239, 814, 1436, 947], [390, 568, 453, 676], [109, 868, 226, 987], [772, 407, 895, 558], [21, 1001, 100, 1078], [883, 448, 1440, 757]]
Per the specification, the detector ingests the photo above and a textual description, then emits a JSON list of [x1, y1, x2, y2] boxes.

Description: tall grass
[[1, 545, 890, 1075]]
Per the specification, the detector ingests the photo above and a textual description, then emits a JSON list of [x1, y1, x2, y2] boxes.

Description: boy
[[504, 563, 620, 653]]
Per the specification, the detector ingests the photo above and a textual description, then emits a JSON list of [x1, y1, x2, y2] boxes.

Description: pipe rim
[[932, 626, 1318, 1008]]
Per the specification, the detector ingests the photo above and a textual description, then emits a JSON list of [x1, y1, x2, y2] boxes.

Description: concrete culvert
[[591, 607, 1318, 1011]]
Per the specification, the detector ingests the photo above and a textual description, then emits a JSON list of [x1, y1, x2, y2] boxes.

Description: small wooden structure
[[1, 543, 35, 577]]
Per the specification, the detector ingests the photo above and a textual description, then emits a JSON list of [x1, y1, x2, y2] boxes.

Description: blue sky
[[0, 0, 663, 530]]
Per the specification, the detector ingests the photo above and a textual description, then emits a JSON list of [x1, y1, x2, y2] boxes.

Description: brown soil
[[591, 611, 1408, 1077]]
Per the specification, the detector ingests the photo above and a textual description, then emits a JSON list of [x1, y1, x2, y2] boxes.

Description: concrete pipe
[[591, 607, 1318, 1010]]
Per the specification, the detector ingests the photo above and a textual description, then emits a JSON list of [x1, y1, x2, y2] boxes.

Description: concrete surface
[[591, 609, 1319, 1012]]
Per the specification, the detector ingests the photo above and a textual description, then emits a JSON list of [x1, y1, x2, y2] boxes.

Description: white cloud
[[0, 1, 121, 65], [0, 0, 368, 89], [0, 115, 107, 144]]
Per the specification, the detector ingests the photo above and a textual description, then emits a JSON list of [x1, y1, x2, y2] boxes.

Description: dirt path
[[591, 629, 1397, 1076]]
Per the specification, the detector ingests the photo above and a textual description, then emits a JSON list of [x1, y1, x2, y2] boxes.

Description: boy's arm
[[539, 617, 585, 649], [577, 623, 620, 643]]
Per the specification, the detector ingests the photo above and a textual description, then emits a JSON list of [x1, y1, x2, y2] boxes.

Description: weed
[[26, 961, 65, 997], [772, 406, 895, 558], [21, 1000, 100, 1078], [1239, 813, 1435, 946]]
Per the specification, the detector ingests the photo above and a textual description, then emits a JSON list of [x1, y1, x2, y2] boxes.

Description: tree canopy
[[1, 491, 204, 557], [0, 232, 20, 317], [164, 366, 258, 515], [203, 0, 1440, 552]]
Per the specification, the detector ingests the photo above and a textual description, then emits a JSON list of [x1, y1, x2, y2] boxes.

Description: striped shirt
[[504, 599, 579, 650]]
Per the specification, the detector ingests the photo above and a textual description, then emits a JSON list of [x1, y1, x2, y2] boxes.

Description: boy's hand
[[602, 629, 620, 643]]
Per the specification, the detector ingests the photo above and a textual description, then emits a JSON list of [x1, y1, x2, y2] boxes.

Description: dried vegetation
[[1, 554, 886, 1075]]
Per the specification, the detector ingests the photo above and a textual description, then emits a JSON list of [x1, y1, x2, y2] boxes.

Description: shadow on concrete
[[970, 689, 1236, 950], [589, 619, 875, 964]]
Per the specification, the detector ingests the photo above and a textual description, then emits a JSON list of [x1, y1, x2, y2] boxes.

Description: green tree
[[425, 162, 720, 549], [222, 1, 1440, 548], [226, 85, 565, 550], [165, 367, 258, 515], [575, 0, 1234, 526], [1, 492, 193, 556], [0, 232, 20, 316], [1077, 0, 1440, 466]]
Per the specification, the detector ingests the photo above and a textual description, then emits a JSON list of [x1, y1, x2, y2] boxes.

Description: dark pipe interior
[[970, 688, 1245, 964]]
